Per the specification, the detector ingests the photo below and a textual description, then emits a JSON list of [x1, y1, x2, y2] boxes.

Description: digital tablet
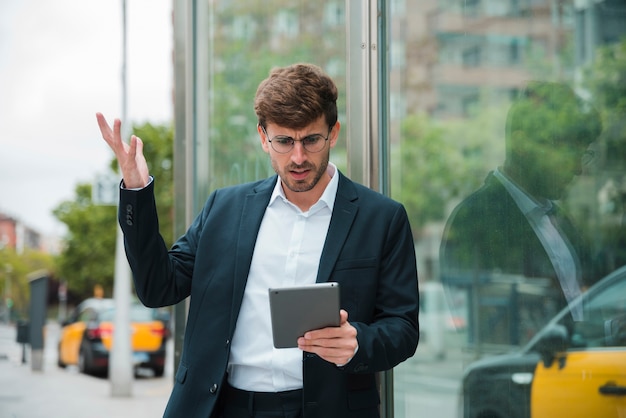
[[268, 282, 340, 349]]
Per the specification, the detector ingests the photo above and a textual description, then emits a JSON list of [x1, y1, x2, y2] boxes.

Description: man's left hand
[[297, 309, 358, 366]]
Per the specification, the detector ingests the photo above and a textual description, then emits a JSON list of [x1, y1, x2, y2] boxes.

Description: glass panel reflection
[[203, 0, 347, 192], [389, 1, 626, 417]]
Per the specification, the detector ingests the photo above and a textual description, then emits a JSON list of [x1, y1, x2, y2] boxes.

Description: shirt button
[[209, 383, 218, 394]]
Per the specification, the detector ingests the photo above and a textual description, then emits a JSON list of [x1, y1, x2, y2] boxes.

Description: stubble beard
[[274, 154, 330, 194]]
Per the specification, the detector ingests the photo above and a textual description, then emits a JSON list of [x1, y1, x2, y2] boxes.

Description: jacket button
[[125, 205, 133, 225], [209, 383, 218, 394]]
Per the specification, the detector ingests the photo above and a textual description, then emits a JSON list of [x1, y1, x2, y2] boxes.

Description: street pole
[[110, 0, 133, 397], [3, 264, 12, 324]]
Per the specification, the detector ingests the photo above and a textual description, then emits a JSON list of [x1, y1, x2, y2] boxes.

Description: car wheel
[[57, 342, 67, 369], [78, 343, 93, 375], [152, 366, 165, 378]]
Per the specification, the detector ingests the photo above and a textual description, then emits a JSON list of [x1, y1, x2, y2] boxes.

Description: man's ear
[[328, 121, 341, 148], [258, 124, 270, 153]]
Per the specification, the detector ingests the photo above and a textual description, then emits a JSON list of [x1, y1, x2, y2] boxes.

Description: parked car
[[460, 265, 626, 418], [57, 298, 167, 377]]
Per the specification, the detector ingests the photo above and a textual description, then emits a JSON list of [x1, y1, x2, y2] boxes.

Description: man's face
[[259, 116, 339, 198]]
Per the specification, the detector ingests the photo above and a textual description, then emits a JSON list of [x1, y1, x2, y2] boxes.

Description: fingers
[[96, 112, 123, 155], [128, 135, 138, 161], [96, 113, 112, 141], [297, 310, 358, 365], [339, 309, 348, 324], [95, 113, 150, 188]]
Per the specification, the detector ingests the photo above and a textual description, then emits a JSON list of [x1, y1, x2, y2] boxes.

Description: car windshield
[[526, 267, 626, 351], [98, 304, 157, 322]]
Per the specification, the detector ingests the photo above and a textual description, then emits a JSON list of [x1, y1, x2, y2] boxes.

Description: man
[[439, 81, 602, 346], [96, 63, 419, 418]]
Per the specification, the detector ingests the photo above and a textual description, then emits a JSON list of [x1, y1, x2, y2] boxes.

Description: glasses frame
[[261, 125, 332, 154]]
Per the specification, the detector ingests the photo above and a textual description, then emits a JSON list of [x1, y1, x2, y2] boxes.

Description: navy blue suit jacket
[[119, 171, 419, 418]]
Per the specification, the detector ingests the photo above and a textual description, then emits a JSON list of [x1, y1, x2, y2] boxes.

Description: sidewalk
[[0, 322, 173, 418]]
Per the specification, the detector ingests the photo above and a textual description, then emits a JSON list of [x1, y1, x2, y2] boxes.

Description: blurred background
[[1, 1, 625, 417]]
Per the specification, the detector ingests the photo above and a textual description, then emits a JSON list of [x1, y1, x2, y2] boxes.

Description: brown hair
[[254, 63, 338, 130]]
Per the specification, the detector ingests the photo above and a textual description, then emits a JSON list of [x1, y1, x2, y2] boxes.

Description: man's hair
[[505, 80, 602, 151], [254, 63, 338, 130]]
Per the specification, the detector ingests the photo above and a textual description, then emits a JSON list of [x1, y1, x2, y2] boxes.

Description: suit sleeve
[[119, 179, 205, 307]]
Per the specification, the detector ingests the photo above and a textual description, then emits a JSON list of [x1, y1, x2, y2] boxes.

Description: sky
[[0, 0, 173, 238]]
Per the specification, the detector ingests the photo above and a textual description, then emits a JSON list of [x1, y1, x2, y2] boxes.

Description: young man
[[96, 63, 419, 418]]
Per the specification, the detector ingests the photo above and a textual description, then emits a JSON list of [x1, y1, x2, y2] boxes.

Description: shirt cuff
[[121, 176, 153, 191]]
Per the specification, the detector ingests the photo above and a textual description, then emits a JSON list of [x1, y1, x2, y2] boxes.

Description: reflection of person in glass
[[96, 63, 419, 418], [440, 81, 602, 346]]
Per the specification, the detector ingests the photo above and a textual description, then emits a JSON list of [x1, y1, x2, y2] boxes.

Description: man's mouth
[[290, 169, 310, 181]]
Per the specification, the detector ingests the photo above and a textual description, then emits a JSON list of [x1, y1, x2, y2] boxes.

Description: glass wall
[[174, 0, 626, 416], [388, 1, 626, 417], [177, 0, 348, 215]]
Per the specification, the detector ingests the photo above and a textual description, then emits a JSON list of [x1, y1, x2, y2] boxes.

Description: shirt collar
[[268, 162, 339, 212], [493, 167, 553, 217]]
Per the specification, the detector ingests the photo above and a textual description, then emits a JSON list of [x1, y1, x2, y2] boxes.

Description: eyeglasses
[[261, 125, 331, 154]]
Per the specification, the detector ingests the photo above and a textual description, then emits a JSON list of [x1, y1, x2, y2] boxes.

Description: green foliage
[[53, 185, 117, 298], [204, 1, 347, 192], [392, 105, 508, 230], [391, 114, 461, 228], [583, 37, 626, 171], [53, 122, 174, 299], [0, 248, 55, 319], [581, 37, 626, 270]]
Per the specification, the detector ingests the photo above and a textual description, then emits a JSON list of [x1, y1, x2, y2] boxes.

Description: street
[[0, 321, 173, 418], [0, 317, 464, 418]]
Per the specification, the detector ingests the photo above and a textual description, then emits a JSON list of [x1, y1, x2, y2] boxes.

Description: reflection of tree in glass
[[207, 1, 347, 190], [583, 38, 626, 271], [439, 82, 603, 348]]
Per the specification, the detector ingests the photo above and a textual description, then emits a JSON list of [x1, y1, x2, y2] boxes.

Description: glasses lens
[[302, 135, 326, 152], [269, 134, 328, 153], [271, 136, 293, 153]]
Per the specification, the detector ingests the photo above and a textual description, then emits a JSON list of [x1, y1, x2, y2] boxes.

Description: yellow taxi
[[57, 298, 168, 377], [460, 265, 626, 418]]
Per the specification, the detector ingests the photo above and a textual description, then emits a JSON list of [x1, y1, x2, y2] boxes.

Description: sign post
[[93, 169, 133, 397]]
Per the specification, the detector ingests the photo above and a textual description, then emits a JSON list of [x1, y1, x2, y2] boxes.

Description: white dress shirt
[[227, 163, 339, 391], [494, 168, 583, 320]]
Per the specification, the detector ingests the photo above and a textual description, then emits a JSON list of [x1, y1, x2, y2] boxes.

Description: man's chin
[[286, 181, 314, 193]]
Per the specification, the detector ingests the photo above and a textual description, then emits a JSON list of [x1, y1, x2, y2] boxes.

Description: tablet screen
[[268, 282, 340, 349]]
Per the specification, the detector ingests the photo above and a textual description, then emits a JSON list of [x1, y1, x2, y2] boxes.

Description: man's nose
[[290, 140, 307, 163]]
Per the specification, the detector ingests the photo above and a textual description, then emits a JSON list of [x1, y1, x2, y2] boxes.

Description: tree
[[0, 248, 55, 319], [201, 1, 348, 194], [392, 103, 508, 231], [53, 122, 174, 299], [582, 37, 626, 271]]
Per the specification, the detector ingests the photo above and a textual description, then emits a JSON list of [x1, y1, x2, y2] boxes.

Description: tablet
[[268, 282, 340, 349]]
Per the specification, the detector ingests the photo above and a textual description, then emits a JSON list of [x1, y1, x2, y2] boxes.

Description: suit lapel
[[229, 176, 275, 334], [316, 173, 359, 283]]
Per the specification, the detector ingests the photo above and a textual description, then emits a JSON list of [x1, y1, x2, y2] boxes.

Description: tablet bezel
[[268, 282, 340, 349]]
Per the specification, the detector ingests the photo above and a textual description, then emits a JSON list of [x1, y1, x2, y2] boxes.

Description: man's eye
[[275, 137, 293, 145], [303, 135, 322, 145]]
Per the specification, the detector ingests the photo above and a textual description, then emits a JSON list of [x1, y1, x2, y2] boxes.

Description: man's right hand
[[96, 112, 150, 189]]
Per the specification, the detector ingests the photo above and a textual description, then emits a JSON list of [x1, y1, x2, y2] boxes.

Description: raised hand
[[96, 112, 150, 189]]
